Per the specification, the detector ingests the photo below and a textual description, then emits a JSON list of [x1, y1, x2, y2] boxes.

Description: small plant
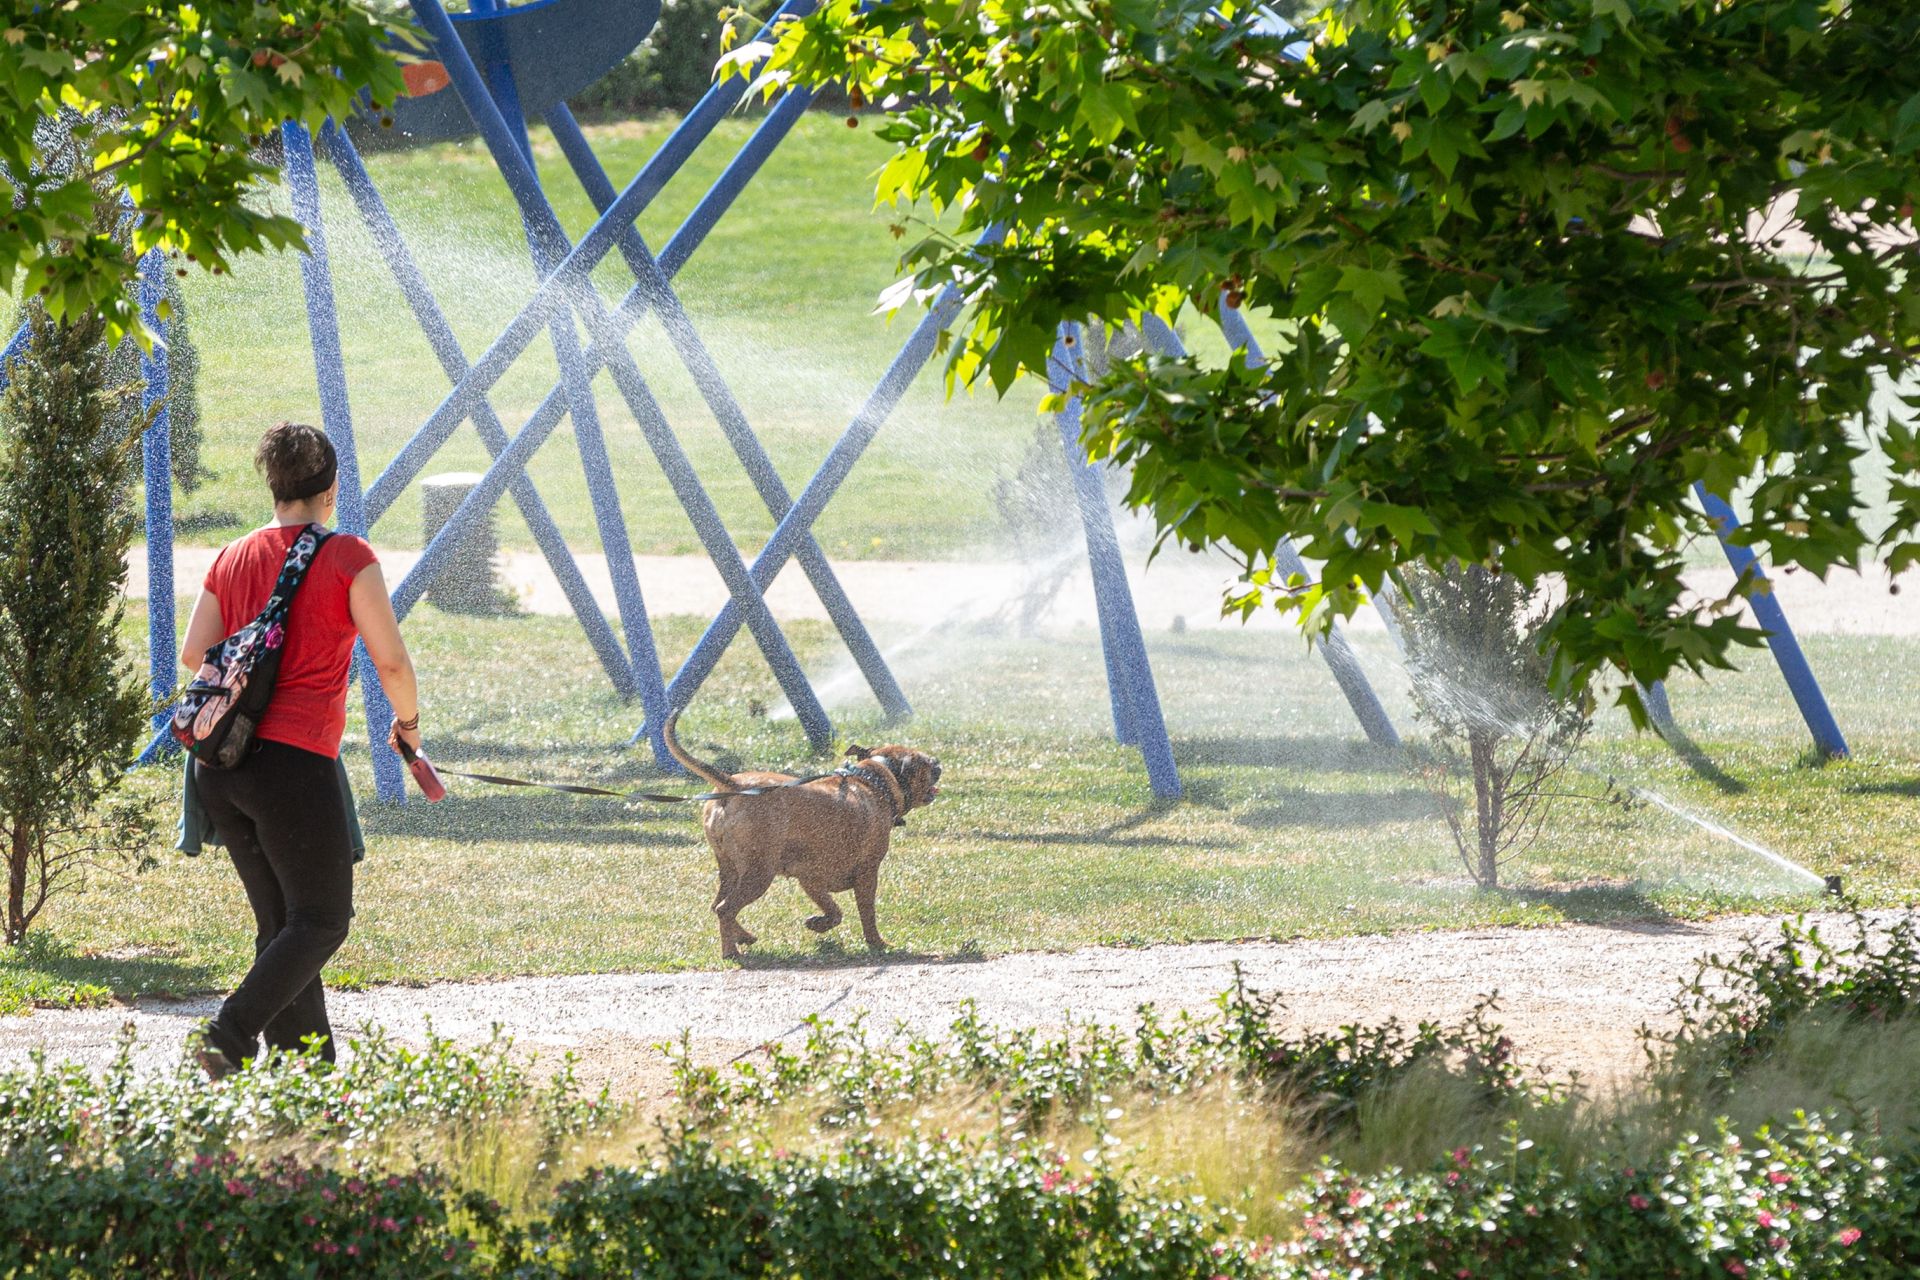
[[0, 294, 157, 944], [1400, 562, 1594, 888], [1645, 911, 1920, 1105]]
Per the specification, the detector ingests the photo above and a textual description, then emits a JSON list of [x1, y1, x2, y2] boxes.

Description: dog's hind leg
[[798, 879, 843, 934], [717, 862, 777, 959], [713, 863, 758, 956], [852, 865, 888, 952]]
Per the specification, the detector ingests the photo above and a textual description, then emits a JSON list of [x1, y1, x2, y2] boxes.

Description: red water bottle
[[396, 740, 447, 802]]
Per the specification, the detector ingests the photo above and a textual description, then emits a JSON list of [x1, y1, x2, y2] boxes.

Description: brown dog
[[662, 713, 941, 960]]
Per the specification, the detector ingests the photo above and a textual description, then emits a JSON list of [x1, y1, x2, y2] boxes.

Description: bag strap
[[255, 523, 336, 629]]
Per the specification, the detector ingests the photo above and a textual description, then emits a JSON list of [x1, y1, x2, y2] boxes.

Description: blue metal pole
[[544, 103, 911, 731], [1149, 313, 1400, 747], [321, 123, 639, 699], [440, 46, 673, 745], [134, 249, 180, 760], [1048, 333, 1140, 744], [1269, 540, 1401, 748], [1050, 322, 1180, 797], [1694, 484, 1849, 758], [410, 0, 834, 749], [284, 122, 407, 803], [661, 232, 1008, 714], [362, 0, 815, 517]]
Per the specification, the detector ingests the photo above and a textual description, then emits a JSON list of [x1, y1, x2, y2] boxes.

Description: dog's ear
[[844, 743, 873, 760]]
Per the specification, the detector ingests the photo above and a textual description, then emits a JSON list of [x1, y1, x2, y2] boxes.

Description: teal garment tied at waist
[[176, 752, 368, 863]]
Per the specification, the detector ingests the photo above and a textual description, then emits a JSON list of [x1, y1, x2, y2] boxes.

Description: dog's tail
[[662, 712, 737, 792]]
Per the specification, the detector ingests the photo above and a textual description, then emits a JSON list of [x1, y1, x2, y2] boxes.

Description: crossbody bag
[[172, 524, 335, 769]]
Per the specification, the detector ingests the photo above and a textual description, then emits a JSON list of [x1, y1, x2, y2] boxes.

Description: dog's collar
[[841, 757, 908, 825]]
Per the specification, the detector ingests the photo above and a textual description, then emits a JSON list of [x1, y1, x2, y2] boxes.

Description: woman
[[178, 422, 422, 1077]]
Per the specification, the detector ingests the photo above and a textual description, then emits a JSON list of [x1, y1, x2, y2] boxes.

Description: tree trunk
[[6, 820, 27, 945], [1469, 729, 1500, 889]]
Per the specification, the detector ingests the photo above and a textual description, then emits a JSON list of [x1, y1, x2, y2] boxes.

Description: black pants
[[195, 740, 355, 1066]]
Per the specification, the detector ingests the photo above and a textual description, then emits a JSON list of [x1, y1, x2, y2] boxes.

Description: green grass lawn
[[3, 593, 1914, 1010]]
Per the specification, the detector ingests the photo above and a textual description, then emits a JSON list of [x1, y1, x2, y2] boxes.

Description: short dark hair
[[254, 422, 337, 504]]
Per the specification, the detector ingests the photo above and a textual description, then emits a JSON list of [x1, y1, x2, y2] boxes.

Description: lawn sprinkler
[[1824, 874, 1845, 897]]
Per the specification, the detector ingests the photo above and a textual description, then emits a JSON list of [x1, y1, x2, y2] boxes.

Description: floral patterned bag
[[172, 524, 335, 769]]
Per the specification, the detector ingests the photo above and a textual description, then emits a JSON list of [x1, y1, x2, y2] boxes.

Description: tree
[[0, 2, 408, 341], [0, 298, 153, 944], [1400, 562, 1589, 888], [729, 0, 1920, 713], [105, 271, 211, 495]]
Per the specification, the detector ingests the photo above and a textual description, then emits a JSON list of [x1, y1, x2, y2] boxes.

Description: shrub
[[570, 0, 783, 119], [521, 1134, 1274, 1280], [1645, 911, 1920, 1108], [0, 1152, 474, 1278], [0, 1025, 610, 1168], [674, 971, 1538, 1138], [0, 295, 155, 945], [1279, 1118, 1916, 1280]]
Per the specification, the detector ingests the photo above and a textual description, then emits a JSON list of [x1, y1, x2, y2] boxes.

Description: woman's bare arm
[[348, 562, 421, 751], [180, 589, 224, 671]]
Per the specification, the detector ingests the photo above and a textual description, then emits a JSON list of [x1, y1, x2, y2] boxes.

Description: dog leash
[[397, 741, 862, 804]]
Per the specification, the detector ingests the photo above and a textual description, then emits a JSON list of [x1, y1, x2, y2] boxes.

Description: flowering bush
[[513, 1135, 1275, 1280], [1280, 1118, 1919, 1279], [0, 1152, 473, 1278]]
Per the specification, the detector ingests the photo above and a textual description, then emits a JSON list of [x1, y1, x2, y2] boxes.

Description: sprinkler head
[[1824, 874, 1844, 897]]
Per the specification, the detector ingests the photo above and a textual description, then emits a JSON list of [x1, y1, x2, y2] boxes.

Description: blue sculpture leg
[[284, 122, 407, 804], [478, 79, 673, 745], [1694, 484, 1848, 758], [544, 103, 911, 735], [135, 249, 180, 760], [1270, 540, 1400, 749], [660, 228, 1009, 715], [361, 3, 814, 520], [1051, 323, 1180, 798], [321, 123, 639, 699], [411, 0, 833, 749]]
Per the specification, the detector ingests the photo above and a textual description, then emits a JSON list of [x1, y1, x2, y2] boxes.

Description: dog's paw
[[863, 936, 890, 953], [733, 927, 758, 946], [805, 914, 840, 934]]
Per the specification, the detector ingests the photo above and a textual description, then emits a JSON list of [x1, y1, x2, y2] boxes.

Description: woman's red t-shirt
[[202, 525, 378, 760]]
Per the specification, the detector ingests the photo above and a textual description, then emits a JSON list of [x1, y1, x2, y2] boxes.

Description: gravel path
[[6, 911, 1907, 1101]]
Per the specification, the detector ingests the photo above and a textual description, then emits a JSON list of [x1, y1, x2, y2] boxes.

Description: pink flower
[[1757, 1211, 1775, 1228], [346, 1244, 360, 1257], [1446, 1171, 1462, 1187], [1837, 1227, 1862, 1247], [377, 1217, 400, 1233], [1347, 1187, 1371, 1208], [1456, 1270, 1471, 1279], [224, 1178, 251, 1197], [1452, 1147, 1471, 1168], [1768, 1171, 1791, 1185], [1041, 1171, 1063, 1192], [1629, 1195, 1652, 1211], [1725, 1262, 1747, 1277]]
